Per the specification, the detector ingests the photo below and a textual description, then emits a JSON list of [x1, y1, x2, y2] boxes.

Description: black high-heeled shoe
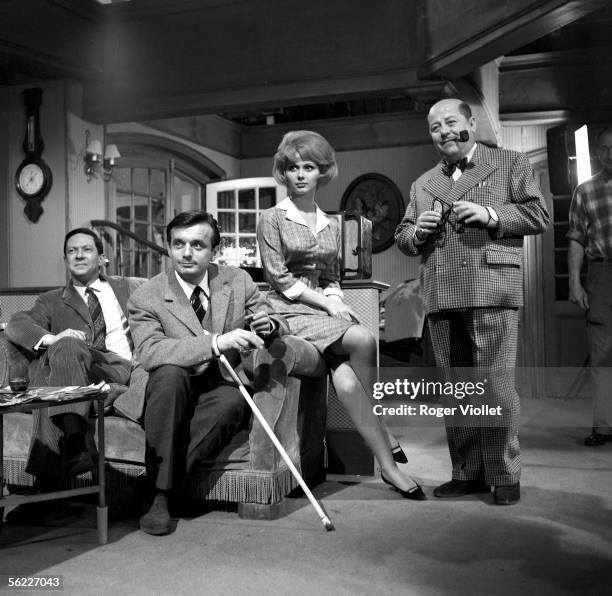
[[391, 445, 408, 464], [381, 472, 427, 501]]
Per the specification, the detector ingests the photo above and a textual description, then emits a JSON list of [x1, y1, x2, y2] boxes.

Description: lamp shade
[[104, 144, 121, 160], [86, 139, 102, 158]]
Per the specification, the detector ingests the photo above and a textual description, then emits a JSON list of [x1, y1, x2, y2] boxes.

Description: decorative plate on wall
[[340, 173, 404, 253]]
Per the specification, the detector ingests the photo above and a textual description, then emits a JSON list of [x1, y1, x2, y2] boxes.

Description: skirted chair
[[0, 322, 328, 520]]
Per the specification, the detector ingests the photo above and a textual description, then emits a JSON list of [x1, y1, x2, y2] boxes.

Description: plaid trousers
[[427, 307, 521, 486]]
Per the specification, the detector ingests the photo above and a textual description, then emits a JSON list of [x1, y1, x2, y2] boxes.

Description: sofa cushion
[[111, 363, 149, 423], [100, 420, 250, 469], [102, 416, 146, 461]]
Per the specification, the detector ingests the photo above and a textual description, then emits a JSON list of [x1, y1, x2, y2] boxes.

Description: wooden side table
[[0, 391, 108, 545]]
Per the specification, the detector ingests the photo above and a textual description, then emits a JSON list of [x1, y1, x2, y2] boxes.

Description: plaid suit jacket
[[395, 144, 549, 314]]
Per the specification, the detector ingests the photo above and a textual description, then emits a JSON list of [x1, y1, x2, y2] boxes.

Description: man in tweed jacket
[[395, 99, 549, 505], [128, 211, 287, 535]]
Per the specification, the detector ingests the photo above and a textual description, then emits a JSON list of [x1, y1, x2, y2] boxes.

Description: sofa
[[0, 295, 329, 520]]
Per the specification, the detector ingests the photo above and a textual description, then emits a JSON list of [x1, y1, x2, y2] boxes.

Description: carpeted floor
[[1, 396, 611, 596]]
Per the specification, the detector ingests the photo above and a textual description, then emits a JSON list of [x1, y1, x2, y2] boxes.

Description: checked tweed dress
[[395, 143, 549, 486], [257, 202, 353, 354]]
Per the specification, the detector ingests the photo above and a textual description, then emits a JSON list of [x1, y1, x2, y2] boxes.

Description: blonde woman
[[257, 130, 424, 500]]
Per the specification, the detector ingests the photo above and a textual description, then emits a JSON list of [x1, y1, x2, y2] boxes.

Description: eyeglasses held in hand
[[432, 198, 465, 246]]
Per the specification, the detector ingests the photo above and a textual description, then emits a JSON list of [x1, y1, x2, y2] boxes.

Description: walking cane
[[218, 353, 335, 531]]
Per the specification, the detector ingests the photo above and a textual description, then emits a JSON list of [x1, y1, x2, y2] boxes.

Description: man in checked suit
[[128, 210, 287, 535], [5, 228, 146, 493], [395, 99, 549, 505]]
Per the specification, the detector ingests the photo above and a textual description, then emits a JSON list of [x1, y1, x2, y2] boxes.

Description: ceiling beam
[[499, 48, 612, 114], [84, 70, 429, 124], [82, 0, 419, 122], [418, 0, 611, 79], [0, 0, 102, 81], [240, 111, 433, 159]]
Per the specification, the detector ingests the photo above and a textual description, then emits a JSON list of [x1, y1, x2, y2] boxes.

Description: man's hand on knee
[[42, 328, 87, 347]]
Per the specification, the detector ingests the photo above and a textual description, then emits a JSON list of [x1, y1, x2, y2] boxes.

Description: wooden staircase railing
[[91, 220, 168, 278]]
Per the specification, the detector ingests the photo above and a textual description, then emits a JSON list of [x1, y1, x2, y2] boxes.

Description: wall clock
[[14, 88, 52, 222], [340, 173, 404, 253]]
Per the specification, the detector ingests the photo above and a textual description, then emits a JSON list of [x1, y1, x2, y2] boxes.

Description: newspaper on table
[[0, 382, 109, 407]]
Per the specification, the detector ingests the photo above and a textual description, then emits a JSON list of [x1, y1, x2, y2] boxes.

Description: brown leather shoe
[[584, 433, 612, 447], [139, 492, 173, 535], [494, 482, 520, 505], [433, 479, 490, 498]]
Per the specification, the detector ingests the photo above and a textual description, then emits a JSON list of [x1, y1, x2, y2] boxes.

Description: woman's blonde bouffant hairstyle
[[272, 130, 338, 188]]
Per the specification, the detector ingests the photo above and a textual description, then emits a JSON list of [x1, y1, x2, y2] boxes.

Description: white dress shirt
[[73, 278, 132, 361], [452, 142, 478, 182]]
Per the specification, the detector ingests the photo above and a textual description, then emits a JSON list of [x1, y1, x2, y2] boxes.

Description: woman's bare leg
[[328, 326, 417, 491]]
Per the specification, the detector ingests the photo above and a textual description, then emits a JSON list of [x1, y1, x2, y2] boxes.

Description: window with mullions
[[114, 167, 168, 278], [206, 178, 283, 267], [102, 136, 220, 279]]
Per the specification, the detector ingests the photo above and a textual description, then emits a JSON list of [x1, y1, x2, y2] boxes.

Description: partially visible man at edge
[[567, 126, 612, 447]]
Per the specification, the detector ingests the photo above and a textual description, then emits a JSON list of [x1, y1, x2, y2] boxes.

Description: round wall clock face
[[15, 160, 51, 199]]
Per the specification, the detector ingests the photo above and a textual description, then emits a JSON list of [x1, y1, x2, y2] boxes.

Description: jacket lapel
[[422, 146, 498, 205], [207, 265, 241, 379], [448, 145, 497, 202], [208, 264, 232, 334], [62, 282, 92, 330], [422, 168, 453, 203], [164, 270, 203, 335], [108, 277, 129, 315]]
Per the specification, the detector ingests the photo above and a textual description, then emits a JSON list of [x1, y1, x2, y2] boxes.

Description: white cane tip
[[323, 517, 335, 532]]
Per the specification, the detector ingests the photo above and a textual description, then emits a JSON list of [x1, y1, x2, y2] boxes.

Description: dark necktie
[[190, 286, 207, 325], [442, 157, 470, 177], [86, 287, 106, 350]]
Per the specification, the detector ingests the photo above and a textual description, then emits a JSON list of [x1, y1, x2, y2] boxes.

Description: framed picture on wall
[[340, 173, 404, 253]]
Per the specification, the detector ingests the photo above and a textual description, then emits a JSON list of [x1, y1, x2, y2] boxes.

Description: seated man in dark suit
[[128, 211, 286, 536], [5, 228, 144, 492]]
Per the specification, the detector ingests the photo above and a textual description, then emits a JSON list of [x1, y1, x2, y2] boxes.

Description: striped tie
[[86, 287, 106, 350], [190, 286, 207, 325]]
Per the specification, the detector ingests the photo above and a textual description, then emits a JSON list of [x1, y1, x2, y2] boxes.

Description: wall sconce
[[84, 130, 120, 182]]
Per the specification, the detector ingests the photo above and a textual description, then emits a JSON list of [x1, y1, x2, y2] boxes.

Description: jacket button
[[461, 260, 467, 267]]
